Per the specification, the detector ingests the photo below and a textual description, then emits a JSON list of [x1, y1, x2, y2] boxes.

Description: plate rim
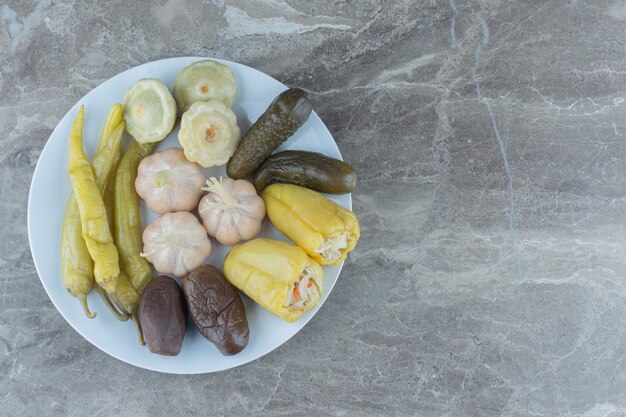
[[27, 56, 351, 374]]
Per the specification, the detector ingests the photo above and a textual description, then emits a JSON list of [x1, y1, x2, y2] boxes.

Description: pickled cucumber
[[252, 150, 357, 194], [226, 88, 312, 179]]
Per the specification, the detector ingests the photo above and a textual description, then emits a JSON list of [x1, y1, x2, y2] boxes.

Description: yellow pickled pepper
[[261, 184, 360, 266], [60, 198, 95, 317], [60, 104, 123, 318], [68, 106, 120, 294], [224, 238, 324, 322]]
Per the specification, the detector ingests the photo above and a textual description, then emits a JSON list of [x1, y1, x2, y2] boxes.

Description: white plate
[[27, 57, 350, 374]]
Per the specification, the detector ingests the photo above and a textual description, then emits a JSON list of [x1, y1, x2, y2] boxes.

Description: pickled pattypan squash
[[198, 177, 265, 246], [135, 148, 205, 214], [123, 78, 176, 144], [173, 60, 236, 113], [178, 100, 240, 168]]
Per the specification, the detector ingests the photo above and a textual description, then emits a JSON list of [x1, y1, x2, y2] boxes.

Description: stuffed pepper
[[224, 238, 324, 322], [261, 183, 360, 266]]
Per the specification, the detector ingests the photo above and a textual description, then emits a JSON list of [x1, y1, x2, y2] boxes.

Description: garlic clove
[[216, 226, 242, 247], [234, 214, 264, 241], [238, 195, 266, 220], [200, 207, 224, 237], [231, 179, 257, 196]]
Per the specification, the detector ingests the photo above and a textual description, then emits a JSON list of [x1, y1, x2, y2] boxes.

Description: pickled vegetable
[[60, 198, 95, 317], [93, 122, 124, 194], [99, 117, 124, 230], [198, 177, 265, 246], [67, 106, 120, 295], [178, 100, 240, 167], [224, 238, 324, 322], [183, 265, 249, 355], [123, 78, 176, 144], [135, 148, 205, 214], [95, 286, 128, 321], [141, 212, 212, 277], [138, 275, 187, 356], [115, 273, 144, 344], [61, 104, 124, 317], [227, 88, 312, 179], [97, 103, 123, 153], [252, 150, 357, 194], [173, 59, 236, 113], [115, 272, 140, 315], [262, 184, 360, 266], [114, 141, 155, 293]]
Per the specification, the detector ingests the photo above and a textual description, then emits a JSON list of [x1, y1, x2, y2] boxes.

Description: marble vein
[[471, 19, 524, 282], [224, 5, 352, 37], [449, 0, 458, 48]]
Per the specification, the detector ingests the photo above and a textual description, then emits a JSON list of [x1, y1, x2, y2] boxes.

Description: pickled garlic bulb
[[198, 177, 265, 246], [135, 148, 205, 214], [141, 212, 212, 276]]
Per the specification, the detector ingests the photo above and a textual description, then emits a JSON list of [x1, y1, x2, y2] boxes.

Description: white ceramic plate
[[27, 57, 350, 374]]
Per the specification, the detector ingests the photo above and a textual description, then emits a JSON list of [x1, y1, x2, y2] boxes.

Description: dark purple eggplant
[[182, 265, 249, 355], [138, 275, 186, 356]]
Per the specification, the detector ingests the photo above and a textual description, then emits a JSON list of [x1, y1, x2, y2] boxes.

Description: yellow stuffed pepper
[[224, 238, 324, 322], [261, 184, 360, 266]]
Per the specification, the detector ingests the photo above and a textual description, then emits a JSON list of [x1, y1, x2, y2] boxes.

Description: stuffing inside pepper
[[283, 266, 320, 311], [261, 184, 360, 266], [316, 231, 352, 264]]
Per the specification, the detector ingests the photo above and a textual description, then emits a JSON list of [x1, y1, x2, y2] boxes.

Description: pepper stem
[[78, 293, 96, 319], [131, 312, 145, 345], [96, 286, 130, 321], [109, 292, 131, 317]]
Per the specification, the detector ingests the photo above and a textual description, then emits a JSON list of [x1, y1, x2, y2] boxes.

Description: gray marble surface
[[2, 0, 626, 416]]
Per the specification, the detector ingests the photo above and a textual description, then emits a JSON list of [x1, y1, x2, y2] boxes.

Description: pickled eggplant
[[226, 88, 312, 179], [138, 275, 187, 356], [182, 265, 249, 355], [252, 150, 357, 194]]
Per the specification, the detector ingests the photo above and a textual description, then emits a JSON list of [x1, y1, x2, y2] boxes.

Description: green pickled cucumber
[[226, 88, 312, 179], [252, 150, 357, 194]]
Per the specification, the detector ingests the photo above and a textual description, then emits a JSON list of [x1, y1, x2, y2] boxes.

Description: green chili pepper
[[114, 141, 155, 294]]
